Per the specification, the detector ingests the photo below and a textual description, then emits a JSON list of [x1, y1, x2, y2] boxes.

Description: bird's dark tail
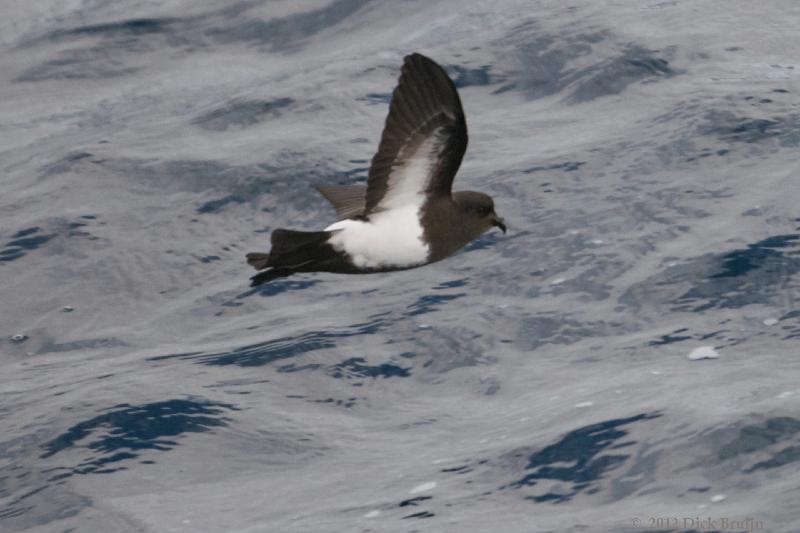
[[246, 229, 333, 286], [246, 252, 270, 270]]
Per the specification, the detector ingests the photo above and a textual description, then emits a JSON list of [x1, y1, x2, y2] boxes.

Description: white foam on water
[[687, 346, 721, 360], [409, 482, 437, 494]]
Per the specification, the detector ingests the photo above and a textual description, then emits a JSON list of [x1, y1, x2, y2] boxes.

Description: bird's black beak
[[491, 214, 507, 234]]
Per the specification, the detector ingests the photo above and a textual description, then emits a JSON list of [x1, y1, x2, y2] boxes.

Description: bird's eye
[[477, 206, 491, 216]]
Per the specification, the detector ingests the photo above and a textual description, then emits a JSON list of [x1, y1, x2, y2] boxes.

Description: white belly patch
[[324, 204, 429, 269]]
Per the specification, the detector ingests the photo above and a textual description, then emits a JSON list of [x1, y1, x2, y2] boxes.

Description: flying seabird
[[246, 53, 506, 286]]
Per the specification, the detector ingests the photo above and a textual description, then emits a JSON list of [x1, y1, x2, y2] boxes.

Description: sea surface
[[1, 1, 799, 532]]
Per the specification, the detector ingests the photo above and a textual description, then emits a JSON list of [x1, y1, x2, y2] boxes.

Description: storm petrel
[[246, 53, 506, 286]]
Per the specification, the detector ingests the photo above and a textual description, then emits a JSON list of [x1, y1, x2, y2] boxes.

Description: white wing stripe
[[379, 129, 445, 210]]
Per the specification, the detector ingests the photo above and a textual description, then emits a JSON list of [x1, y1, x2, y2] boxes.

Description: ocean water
[[1, 1, 799, 532]]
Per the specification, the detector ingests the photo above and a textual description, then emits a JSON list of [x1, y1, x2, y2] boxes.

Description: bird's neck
[[420, 196, 474, 262]]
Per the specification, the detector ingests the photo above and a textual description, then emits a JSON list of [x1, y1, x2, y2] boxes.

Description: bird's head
[[453, 190, 507, 237]]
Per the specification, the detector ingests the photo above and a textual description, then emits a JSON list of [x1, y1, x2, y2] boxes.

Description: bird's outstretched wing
[[363, 53, 467, 215], [314, 184, 366, 220]]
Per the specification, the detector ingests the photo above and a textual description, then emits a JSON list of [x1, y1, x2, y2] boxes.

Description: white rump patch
[[325, 204, 429, 269]]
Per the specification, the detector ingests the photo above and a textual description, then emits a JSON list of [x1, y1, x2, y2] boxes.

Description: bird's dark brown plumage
[[364, 53, 468, 214], [245, 53, 504, 287]]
